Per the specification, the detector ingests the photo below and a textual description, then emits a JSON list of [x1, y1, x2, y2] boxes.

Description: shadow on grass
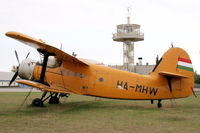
[[57, 100, 159, 114], [8, 100, 158, 115], [7, 96, 198, 115], [162, 116, 187, 122]]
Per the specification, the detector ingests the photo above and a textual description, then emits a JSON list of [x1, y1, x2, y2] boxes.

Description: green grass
[[0, 92, 200, 133]]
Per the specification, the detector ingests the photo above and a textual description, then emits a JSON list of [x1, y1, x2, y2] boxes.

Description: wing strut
[[166, 77, 173, 93], [37, 49, 55, 83]]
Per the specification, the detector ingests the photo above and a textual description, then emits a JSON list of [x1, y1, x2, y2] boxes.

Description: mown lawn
[[0, 92, 199, 133]]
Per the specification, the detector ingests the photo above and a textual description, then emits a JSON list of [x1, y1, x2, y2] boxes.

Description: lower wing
[[17, 80, 74, 94]]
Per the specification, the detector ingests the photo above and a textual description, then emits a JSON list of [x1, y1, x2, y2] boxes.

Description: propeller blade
[[9, 71, 18, 86], [26, 52, 30, 58], [15, 50, 20, 65]]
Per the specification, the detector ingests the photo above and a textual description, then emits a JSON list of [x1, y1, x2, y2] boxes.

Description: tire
[[32, 98, 44, 107], [157, 103, 162, 108], [49, 96, 59, 104]]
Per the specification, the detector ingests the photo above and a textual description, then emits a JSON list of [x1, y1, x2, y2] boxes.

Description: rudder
[[152, 47, 194, 97], [153, 47, 194, 78]]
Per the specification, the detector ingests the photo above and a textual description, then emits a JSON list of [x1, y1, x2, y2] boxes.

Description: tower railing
[[113, 32, 144, 41]]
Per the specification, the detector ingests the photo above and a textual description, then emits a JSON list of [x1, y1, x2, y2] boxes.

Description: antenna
[[127, 6, 132, 24], [60, 43, 63, 50], [171, 42, 174, 48], [72, 52, 77, 57]]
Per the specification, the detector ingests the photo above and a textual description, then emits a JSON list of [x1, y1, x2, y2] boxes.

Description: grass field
[[0, 92, 200, 133]]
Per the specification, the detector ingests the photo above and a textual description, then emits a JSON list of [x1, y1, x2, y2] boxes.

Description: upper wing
[[6, 31, 89, 66]]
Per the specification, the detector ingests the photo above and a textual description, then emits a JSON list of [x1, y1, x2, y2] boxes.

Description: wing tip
[[5, 31, 44, 43], [5, 31, 17, 37]]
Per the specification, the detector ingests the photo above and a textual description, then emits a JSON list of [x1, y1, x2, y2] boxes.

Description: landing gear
[[31, 92, 70, 107], [59, 93, 70, 98], [49, 96, 59, 104], [30, 49, 67, 107], [150, 100, 154, 104], [150, 99, 162, 108], [32, 98, 44, 107], [157, 99, 162, 108]]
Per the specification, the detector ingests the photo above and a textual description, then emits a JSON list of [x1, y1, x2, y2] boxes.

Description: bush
[[195, 71, 200, 84]]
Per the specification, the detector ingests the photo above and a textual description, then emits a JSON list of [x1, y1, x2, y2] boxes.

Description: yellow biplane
[[6, 31, 195, 108]]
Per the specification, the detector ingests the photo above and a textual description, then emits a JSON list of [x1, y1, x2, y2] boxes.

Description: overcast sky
[[1, 0, 200, 73]]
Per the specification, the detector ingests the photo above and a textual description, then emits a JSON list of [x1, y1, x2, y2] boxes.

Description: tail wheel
[[157, 99, 162, 108]]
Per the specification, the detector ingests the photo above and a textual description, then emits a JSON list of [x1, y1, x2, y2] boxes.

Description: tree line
[[195, 71, 200, 84]]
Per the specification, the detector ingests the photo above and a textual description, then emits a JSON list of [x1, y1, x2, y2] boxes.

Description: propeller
[[26, 52, 30, 59], [15, 50, 20, 66], [9, 50, 30, 86], [10, 50, 32, 111], [9, 70, 19, 86]]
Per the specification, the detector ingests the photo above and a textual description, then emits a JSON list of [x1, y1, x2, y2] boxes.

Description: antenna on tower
[[127, 6, 132, 24]]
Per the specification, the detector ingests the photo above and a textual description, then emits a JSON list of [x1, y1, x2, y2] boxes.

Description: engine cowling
[[18, 58, 36, 80]]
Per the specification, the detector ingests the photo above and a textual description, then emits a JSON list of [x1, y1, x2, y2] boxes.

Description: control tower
[[112, 8, 144, 72]]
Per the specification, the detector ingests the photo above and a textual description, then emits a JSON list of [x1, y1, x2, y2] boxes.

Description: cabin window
[[80, 73, 85, 78], [99, 77, 104, 82], [66, 71, 71, 76], [74, 72, 79, 77]]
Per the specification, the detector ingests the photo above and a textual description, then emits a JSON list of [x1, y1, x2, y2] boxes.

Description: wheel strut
[[157, 99, 162, 108], [151, 100, 154, 104]]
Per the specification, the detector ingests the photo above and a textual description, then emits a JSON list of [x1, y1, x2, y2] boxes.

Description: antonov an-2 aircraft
[[6, 31, 195, 108]]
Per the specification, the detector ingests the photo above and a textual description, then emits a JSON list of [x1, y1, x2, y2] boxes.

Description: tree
[[194, 71, 200, 84]]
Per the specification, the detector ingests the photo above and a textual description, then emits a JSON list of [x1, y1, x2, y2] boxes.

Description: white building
[[0, 72, 19, 87]]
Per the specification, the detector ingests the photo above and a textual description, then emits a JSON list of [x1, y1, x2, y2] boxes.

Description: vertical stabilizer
[[153, 47, 194, 97]]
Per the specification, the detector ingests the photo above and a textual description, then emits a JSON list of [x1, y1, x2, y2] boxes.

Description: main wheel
[[49, 96, 59, 104], [32, 98, 44, 107]]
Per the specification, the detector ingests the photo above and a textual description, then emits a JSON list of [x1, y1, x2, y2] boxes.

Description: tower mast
[[113, 7, 144, 72]]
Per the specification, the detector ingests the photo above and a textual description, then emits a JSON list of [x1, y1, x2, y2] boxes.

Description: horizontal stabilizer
[[159, 71, 188, 78], [17, 80, 71, 94]]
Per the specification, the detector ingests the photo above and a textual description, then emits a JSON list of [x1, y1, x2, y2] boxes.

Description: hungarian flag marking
[[177, 57, 193, 72]]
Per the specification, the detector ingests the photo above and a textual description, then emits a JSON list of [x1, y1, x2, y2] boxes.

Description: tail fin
[[153, 47, 194, 97], [153, 47, 194, 78]]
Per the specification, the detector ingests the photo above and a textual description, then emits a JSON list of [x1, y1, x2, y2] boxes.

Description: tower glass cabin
[[113, 19, 144, 72]]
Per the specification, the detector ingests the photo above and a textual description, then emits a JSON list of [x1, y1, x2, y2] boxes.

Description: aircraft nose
[[18, 58, 36, 80]]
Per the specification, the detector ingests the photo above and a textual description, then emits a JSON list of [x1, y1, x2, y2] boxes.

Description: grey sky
[[1, 0, 200, 72]]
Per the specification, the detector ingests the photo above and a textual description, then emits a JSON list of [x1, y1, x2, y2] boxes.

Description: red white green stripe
[[177, 57, 193, 72]]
